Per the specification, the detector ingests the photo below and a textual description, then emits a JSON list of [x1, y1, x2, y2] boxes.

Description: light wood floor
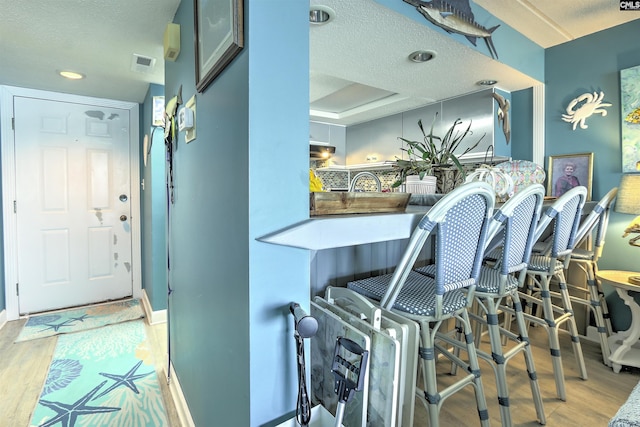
[[1, 315, 639, 426], [0, 318, 181, 427], [414, 324, 640, 426]]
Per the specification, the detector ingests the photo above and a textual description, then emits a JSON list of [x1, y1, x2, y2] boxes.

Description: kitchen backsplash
[[311, 159, 505, 192], [317, 169, 398, 191]]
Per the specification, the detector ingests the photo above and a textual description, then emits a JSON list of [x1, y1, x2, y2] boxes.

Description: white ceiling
[[0, 0, 180, 102], [310, 0, 640, 126], [0, 0, 637, 124]]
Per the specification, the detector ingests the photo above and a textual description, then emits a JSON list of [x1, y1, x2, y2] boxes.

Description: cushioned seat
[[347, 271, 469, 317]]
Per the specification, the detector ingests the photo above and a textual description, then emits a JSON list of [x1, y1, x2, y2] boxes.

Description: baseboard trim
[[141, 290, 167, 325], [0, 309, 6, 331], [165, 362, 196, 427]]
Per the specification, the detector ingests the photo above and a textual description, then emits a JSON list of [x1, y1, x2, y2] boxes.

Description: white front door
[[13, 96, 134, 314]]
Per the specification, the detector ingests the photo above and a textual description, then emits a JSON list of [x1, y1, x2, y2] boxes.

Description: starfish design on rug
[[37, 380, 120, 427], [39, 315, 90, 333], [93, 360, 154, 400], [39, 319, 78, 333]]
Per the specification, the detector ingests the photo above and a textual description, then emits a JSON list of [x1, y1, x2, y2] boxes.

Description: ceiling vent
[[131, 54, 156, 73]]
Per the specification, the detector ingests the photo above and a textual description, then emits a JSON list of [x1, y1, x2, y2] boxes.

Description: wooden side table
[[597, 270, 640, 373]]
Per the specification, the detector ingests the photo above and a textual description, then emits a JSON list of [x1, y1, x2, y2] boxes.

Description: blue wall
[[511, 88, 534, 161], [543, 20, 640, 330], [141, 84, 167, 311], [164, 1, 309, 425]]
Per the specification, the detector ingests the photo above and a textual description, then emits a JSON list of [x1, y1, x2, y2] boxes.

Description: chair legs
[[416, 309, 490, 427], [570, 260, 613, 366], [518, 271, 588, 401], [472, 292, 546, 426]]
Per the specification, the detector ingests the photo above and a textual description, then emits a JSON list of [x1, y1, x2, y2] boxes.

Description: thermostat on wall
[[178, 106, 194, 131]]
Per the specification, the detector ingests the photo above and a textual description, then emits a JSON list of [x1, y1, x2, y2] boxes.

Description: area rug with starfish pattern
[[15, 299, 144, 343], [29, 319, 168, 427]]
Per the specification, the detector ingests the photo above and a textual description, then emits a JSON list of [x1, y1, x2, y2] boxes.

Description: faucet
[[349, 171, 382, 192]]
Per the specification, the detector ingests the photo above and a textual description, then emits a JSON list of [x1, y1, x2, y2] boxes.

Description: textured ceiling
[[0, 0, 180, 103], [475, 0, 640, 48], [310, 0, 640, 125], [0, 0, 637, 120]]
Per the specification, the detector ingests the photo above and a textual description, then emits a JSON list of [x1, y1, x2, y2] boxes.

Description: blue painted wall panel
[[141, 83, 167, 311], [544, 20, 640, 330], [164, 0, 309, 425], [511, 87, 534, 161], [247, 1, 310, 424], [164, 0, 251, 425]]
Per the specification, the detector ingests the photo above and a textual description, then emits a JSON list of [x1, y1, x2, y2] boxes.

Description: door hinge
[[13, 200, 16, 214], [11, 117, 15, 130], [16, 283, 19, 296]]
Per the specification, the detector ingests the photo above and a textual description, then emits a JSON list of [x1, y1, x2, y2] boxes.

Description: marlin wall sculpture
[[403, 0, 500, 59]]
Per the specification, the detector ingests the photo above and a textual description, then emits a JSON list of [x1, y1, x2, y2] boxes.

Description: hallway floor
[[0, 317, 181, 427], [1, 313, 639, 426]]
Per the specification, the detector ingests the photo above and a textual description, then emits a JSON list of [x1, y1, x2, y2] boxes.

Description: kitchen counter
[[257, 204, 432, 251], [257, 195, 596, 251]]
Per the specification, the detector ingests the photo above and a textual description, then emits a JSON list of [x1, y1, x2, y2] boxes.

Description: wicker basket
[[405, 175, 437, 194]]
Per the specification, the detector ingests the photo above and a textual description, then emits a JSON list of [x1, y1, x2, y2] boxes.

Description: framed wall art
[[194, 0, 244, 93], [621, 64, 640, 172], [547, 152, 593, 201]]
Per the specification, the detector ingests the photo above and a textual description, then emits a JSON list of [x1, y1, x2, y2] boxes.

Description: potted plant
[[392, 113, 485, 193]]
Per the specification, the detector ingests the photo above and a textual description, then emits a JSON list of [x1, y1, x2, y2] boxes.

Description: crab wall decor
[[562, 91, 612, 130]]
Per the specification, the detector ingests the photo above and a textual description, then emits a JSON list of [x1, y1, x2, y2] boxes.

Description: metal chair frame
[[564, 187, 617, 366], [342, 182, 495, 427], [509, 186, 588, 401], [464, 184, 547, 426]]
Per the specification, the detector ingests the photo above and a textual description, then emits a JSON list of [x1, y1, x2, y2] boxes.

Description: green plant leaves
[[393, 112, 485, 188]]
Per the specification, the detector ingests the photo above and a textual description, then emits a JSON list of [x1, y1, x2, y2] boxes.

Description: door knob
[[120, 215, 127, 222]]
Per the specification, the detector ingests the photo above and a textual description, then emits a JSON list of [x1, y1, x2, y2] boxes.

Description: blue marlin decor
[[403, 0, 499, 59]]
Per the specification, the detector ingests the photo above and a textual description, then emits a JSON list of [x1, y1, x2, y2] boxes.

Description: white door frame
[[0, 85, 142, 320]]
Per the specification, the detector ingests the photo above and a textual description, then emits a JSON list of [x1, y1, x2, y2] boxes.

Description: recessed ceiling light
[[408, 50, 435, 63], [309, 6, 334, 25], [477, 79, 498, 86], [58, 70, 85, 80]]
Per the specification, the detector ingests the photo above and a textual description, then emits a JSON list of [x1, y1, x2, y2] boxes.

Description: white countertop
[[257, 197, 596, 251], [257, 205, 431, 250]]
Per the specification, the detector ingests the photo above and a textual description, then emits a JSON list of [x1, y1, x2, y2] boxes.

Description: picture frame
[[152, 96, 165, 127], [547, 152, 594, 201], [194, 0, 244, 93], [621, 64, 640, 172]]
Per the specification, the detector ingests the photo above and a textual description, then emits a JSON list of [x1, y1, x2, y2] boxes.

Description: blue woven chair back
[[431, 192, 492, 294], [575, 187, 618, 251], [492, 184, 545, 275], [417, 183, 494, 295], [380, 182, 495, 308], [539, 186, 587, 259]]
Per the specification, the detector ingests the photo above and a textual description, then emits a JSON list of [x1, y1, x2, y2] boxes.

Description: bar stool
[[452, 184, 547, 426], [340, 182, 495, 427], [558, 187, 618, 366], [516, 186, 588, 401]]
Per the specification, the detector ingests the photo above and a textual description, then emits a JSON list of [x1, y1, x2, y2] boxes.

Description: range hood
[[310, 143, 335, 159]]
